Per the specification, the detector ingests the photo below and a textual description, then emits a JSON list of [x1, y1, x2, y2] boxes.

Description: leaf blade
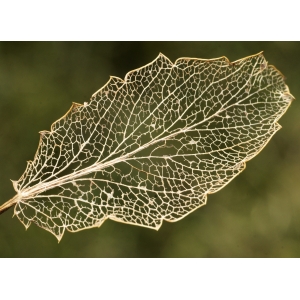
[[1, 52, 293, 241]]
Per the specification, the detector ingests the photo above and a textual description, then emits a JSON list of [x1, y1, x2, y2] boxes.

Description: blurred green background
[[0, 42, 299, 257]]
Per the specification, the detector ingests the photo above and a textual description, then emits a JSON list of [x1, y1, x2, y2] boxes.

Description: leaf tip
[[283, 92, 295, 103], [10, 179, 19, 192], [154, 221, 163, 231], [158, 52, 167, 58], [24, 222, 31, 231], [109, 75, 124, 83], [277, 124, 282, 130], [39, 130, 50, 141], [71, 102, 83, 110], [56, 235, 63, 243]]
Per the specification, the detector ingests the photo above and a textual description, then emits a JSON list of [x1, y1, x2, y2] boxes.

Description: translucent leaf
[[0, 53, 294, 241]]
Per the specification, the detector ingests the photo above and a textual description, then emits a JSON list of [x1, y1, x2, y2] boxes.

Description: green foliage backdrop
[[0, 42, 299, 257]]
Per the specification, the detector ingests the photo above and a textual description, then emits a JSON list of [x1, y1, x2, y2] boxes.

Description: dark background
[[0, 42, 299, 257]]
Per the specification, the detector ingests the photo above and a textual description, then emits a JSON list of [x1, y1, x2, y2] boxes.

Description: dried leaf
[[0, 53, 294, 241]]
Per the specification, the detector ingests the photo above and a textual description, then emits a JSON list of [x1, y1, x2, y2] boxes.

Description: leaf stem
[[0, 194, 20, 215]]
